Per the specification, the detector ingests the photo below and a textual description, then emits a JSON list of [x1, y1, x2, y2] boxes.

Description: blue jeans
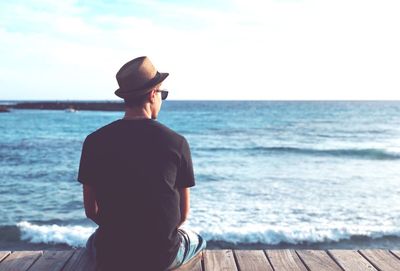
[[168, 228, 206, 269], [86, 228, 206, 270]]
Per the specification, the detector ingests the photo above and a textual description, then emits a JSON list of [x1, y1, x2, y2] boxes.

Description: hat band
[[118, 72, 162, 93]]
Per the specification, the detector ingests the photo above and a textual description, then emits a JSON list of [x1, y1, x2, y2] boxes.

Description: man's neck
[[123, 105, 152, 120]]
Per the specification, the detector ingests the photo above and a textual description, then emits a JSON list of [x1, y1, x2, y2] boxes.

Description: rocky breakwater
[[0, 105, 10, 113], [11, 101, 125, 111]]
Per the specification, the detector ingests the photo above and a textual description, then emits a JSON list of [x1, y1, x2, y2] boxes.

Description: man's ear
[[149, 89, 157, 104]]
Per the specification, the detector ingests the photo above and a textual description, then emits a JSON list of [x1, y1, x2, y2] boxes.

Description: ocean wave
[[196, 146, 400, 160], [16, 221, 95, 247], [7, 222, 400, 248], [194, 224, 400, 245]]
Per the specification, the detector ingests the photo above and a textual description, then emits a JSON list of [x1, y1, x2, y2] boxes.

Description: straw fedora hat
[[114, 56, 169, 99]]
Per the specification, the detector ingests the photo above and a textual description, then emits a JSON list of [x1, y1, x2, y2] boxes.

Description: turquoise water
[[1, 101, 400, 249]]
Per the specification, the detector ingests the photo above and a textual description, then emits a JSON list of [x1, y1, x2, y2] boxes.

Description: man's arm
[[178, 187, 190, 228], [83, 184, 100, 225]]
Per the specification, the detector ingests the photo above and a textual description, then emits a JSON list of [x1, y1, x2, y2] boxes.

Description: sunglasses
[[156, 90, 169, 100]]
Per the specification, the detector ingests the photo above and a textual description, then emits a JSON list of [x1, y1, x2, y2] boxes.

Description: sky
[[0, 0, 399, 100]]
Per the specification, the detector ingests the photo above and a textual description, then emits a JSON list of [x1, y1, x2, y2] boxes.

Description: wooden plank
[[359, 249, 400, 271], [176, 251, 203, 271], [296, 250, 342, 271], [61, 249, 96, 271], [28, 250, 74, 271], [0, 252, 11, 263], [328, 250, 377, 271], [265, 249, 308, 271], [2, 249, 400, 271], [234, 250, 273, 271], [203, 250, 238, 271], [391, 250, 400, 260], [0, 251, 42, 271]]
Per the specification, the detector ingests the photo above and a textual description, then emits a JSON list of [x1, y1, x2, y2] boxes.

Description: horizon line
[[1, 99, 400, 102]]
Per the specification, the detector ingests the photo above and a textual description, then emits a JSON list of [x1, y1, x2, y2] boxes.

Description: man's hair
[[124, 92, 151, 108], [123, 84, 161, 108]]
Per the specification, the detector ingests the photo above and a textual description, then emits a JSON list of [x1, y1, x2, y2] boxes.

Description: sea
[[1, 101, 400, 250]]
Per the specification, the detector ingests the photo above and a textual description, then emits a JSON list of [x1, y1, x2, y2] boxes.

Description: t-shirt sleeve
[[176, 138, 195, 188], [77, 136, 96, 185]]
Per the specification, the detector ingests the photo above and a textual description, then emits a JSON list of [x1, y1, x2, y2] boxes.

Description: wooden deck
[[0, 249, 400, 271]]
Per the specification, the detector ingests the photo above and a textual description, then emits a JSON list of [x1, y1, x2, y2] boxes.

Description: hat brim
[[115, 72, 169, 99]]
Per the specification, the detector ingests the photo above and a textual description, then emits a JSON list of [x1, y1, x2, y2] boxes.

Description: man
[[78, 56, 206, 270]]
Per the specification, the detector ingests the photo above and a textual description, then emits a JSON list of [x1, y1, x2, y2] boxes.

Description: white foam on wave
[[17, 221, 400, 247], [17, 221, 96, 247], [191, 223, 400, 245]]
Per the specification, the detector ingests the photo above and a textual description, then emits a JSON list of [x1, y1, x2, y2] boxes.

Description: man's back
[[78, 119, 195, 269]]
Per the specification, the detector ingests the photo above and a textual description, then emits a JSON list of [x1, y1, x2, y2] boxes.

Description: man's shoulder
[[84, 119, 186, 143], [84, 120, 121, 142], [153, 121, 185, 141]]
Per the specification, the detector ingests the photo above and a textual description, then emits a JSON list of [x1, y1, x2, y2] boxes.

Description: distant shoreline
[[2, 101, 125, 111], [0, 100, 399, 112]]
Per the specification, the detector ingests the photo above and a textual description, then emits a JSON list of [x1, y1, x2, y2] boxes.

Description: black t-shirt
[[78, 119, 195, 270]]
